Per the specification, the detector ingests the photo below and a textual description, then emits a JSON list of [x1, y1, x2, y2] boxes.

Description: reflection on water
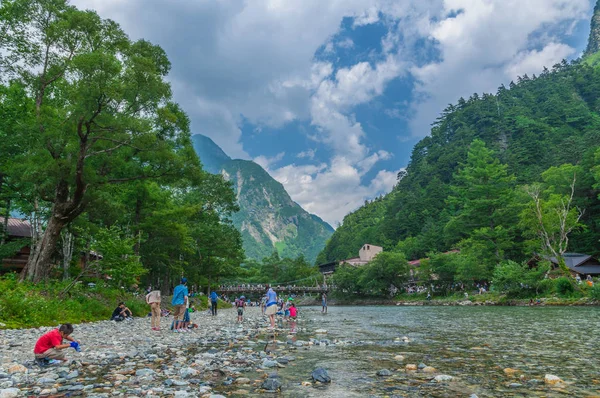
[[243, 306, 600, 397]]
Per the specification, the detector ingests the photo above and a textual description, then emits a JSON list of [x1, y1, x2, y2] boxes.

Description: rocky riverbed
[[0, 306, 587, 397]]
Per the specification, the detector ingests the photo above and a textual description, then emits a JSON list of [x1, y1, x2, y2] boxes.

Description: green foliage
[[359, 252, 409, 295], [319, 56, 600, 274], [332, 264, 365, 295], [589, 284, 600, 300], [520, 164, 586, 258], [0, 275, 146, 329], [234, 252, 321, 286], [491, 260, 550, 297], [92, 226, 145, 287], [554, 277, 575, 296], [331, 252, 409, 297], [317, 196, 389, 264], [0, 0, 203, 281]]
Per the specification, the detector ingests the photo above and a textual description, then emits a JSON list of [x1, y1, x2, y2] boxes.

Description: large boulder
[[262, 375, 282, 391]]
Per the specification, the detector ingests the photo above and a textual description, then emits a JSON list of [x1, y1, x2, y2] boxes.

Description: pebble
[[545, 374, 563, 385], [434, 375, 454, 382], [376, 369, 392, 376], [0, 389, 19, 398]]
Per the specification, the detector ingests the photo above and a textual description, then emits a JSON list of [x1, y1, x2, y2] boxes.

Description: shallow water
[[227, 306, 600, 397]]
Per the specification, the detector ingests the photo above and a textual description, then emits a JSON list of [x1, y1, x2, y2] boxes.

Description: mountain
[[318, 57, 600, 264], [192, 134, 334, 263], [586, 0, 600, 56]]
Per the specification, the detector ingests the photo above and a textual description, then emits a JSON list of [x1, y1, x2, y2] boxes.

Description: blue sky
[[75, 0, 595, 226]]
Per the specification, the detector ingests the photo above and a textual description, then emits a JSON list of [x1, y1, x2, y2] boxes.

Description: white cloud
[[71, 0, 591, 226], [408, 0, 590, 137], [297, 149, 317, 159], [254, 152, 285, 170], [266, 158, 401, 226], [505, 43, 576, 80], [337, 38, 355, 49]]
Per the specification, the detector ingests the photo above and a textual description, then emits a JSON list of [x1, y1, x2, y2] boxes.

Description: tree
[[521, 164, 585, 261], [359, 252, 409, 295], [491, 260, 549, 297], [92, 226, 146, 288], [332, 264, 364, 295], [0, 0, 200, 281], [445, 139, 517, 263]]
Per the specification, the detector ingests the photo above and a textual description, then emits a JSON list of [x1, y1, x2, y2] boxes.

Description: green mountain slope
[[318, 58, 600, 263], [192, 135, 334, 263]]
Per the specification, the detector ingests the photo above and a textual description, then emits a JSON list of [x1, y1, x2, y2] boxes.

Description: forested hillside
[[319, 58, 600, 267]]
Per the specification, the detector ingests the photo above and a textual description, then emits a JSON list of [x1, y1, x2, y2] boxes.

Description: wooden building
[[1, 218, 32, 271]]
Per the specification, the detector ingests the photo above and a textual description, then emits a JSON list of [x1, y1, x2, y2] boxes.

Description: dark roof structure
[[543, 253, 600, 275], [6, 218, 31, 238]]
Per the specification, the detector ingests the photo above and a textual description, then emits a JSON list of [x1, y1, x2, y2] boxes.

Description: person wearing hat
[[171, 277, 189, 333]]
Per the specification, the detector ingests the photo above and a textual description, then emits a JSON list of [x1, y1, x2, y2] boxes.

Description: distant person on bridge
[[321, 292, 328, 314], [265, 286, 278, 329], [210, 290, 219, 316]]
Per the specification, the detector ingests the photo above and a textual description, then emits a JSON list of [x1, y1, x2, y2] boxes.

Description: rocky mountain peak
[[586, 0, 600, 55]]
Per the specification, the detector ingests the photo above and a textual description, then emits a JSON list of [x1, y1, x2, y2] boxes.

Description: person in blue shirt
[[171, 278, 188, 333], [265, 286, 277, 329], [210, 290, 219, 316]]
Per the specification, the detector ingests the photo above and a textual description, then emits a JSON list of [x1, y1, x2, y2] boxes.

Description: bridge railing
[[218, 286, 330, 293]]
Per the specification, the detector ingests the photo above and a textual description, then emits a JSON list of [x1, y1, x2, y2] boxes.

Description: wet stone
[[311, 367, 331, 383]]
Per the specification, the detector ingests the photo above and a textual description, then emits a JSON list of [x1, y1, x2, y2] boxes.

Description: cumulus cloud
[[72, 0, 591, 226], [297, 149, 317, 160], [266, 158, 401, 226], [408, 0, 590, 136], [254, 152, 285, 170]]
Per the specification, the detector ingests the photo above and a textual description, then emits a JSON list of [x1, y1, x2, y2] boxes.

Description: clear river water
[[231, 305, 600, 397]]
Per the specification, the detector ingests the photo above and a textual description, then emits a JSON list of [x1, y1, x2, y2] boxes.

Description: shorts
[[237, 307, 244, 316], [173, 304, 185, 321], [265, 304, 277, 316], [285, 310, 290, 316]]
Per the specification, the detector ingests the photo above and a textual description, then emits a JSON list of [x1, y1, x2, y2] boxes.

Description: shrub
[[590, 284, 600, 300], [554, 277, 574, 296]]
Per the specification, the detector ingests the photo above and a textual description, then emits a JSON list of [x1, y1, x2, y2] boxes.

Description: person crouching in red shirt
[[34, 323, 79, 365]]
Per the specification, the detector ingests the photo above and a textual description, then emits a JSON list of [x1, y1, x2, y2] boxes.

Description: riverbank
[[298, 293, 600, 307], [1, 306, 591, 397]]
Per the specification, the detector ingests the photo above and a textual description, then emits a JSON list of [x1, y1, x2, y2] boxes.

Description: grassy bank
[[0, 274, 231, 329], [0, 276, 147, 329]]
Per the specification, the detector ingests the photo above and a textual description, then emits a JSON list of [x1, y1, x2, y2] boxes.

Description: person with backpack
[[236, 295, 246, 323], [210, 290, 219, 316]]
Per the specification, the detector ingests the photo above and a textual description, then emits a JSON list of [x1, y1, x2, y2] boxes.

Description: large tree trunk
[[22, 214, 66, 282], [61, 230, 74, 280]]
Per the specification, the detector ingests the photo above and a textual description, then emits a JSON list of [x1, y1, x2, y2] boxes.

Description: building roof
[[548, 253, 595, 268], [538, 253, 600, 275], [6, 218, 31, 238]]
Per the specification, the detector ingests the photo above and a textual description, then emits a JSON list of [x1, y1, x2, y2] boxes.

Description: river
[[234, 305, 600, 397]]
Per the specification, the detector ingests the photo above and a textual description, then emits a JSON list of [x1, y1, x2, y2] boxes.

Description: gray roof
[[6, 218, 31, 238], [545, 253, 600, 275]]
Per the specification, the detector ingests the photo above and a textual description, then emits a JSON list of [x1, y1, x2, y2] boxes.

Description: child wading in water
[[289, 303, 298, 320], [34, 323, 80, 366], [236, 296, 246, 323]]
